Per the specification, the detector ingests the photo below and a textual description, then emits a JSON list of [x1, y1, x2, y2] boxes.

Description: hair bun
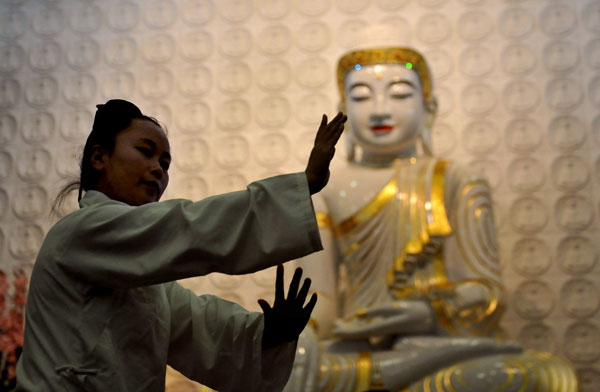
[[96, 99, 142, 117]]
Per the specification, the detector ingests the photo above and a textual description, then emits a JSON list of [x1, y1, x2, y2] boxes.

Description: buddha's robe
[[319, 157, 502, 335], [285, 159, 577, 392]]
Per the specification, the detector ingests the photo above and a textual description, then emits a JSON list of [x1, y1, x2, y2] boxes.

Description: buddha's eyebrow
[[349, 82, 371, 90], [387, 79, 416, 89]]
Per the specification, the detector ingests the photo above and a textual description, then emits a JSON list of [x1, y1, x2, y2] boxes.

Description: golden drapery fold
[[316, 158, 503, 334]]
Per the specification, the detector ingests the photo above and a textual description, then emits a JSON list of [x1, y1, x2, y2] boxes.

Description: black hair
[[51, 99, 165, 216]]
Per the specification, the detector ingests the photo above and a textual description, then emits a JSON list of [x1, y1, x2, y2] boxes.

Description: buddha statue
[[284, 28, 578, 392]]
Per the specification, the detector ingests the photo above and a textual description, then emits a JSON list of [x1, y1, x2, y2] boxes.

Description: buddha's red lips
[[371, 125, 393, 134]]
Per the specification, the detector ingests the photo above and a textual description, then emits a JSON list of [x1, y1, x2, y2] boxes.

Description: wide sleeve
[[52, 173, 322, 288], [165, 282, 297, 392], [438, 163, 504, 335]]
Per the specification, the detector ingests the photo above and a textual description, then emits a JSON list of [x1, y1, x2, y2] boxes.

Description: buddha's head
[[337, 47, 437, 161]]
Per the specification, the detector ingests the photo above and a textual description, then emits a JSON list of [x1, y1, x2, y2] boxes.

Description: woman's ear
[[90, 145, 108, 172]]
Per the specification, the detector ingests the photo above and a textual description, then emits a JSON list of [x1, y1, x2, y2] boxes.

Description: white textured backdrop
[[0, 0, 599, 389]]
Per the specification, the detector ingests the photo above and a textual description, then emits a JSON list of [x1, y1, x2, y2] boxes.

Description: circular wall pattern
[[462, 121, 498, 154], [560, 279, 599, 319], [511, 237, 551, 277], [551, 155, 589, 192], [12, 185, 48, 221], [180, 0, 215, 26], [501, 44, 536, 75], [513, 280, 555, 320], [0, 114, 17, 144], [499, 7, 534, 39], [507, 157, 544, 193], [21, 112, 55, 144], [563, 322, 600, 363], [557, 236, 598, 276], [510, 197, 548, 234], [1, 2, 599, 382], [0, 44, 25, 74]]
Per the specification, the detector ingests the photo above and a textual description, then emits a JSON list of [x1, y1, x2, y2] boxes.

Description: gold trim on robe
[[318, 353, 373, 392], [316, 212, 333, 229], [326, 158, 503, 335], [407, 350, 579, 392]]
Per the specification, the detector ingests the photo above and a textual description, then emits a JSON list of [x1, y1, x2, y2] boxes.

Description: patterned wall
[[0, 0, 599, 389]]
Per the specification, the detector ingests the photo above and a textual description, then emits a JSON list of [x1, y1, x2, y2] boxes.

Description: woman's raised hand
[[258, 265, 317, 350], [305, 112, 347, 195]]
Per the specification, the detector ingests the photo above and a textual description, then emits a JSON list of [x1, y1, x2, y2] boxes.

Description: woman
[[16, 99, 347, 391]]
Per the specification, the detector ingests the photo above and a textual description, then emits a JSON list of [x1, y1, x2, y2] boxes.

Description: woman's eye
[[137, 147, 153, 157]]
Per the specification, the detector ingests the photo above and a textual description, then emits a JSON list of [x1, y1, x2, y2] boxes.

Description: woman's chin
[[124, 192, 157, 206]]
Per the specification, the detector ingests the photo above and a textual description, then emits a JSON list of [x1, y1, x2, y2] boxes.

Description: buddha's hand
[[259, 265, 318, 350], [305, 112, 347, 194], [332, 300, 435, 340]]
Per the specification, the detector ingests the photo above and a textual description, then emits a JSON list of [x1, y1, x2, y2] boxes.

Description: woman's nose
[[151, 163, 164, 179]]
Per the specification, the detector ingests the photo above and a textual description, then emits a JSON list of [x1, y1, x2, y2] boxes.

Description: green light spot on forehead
[[405, 62, 413, 69]]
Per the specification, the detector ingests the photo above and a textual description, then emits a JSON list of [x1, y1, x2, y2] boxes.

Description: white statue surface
[[284, 28, 578, 392]]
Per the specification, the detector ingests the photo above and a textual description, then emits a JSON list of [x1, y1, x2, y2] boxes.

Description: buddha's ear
[[421, 95, 438, 156], [426, 95, 438, 115]]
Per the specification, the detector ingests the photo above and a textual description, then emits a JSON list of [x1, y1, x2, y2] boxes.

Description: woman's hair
[[51, 99, 164, 216]]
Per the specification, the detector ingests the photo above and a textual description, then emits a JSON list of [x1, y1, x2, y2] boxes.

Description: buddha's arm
[[437, 165, 504, 335], [294, 194, 339, 339], [331, 299, 435, 339]]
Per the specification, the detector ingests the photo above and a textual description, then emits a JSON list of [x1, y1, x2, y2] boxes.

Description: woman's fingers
[[287, 267, 303, 299], [296, 277, 311, 305], [322, 114, 347, 144], [305, 112, 347, 195], [257, 299, 272, 314], [318, 114, 328, 132], [275, 264, 284, 306], [315, 112, 344, 143], [302, 293, 318, 322], [328, 112, 343, 126], [327, 115, 346, 142], [329, 112, 345, 127]]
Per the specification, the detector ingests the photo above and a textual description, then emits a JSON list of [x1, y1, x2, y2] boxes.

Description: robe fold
[[17, 173, 322, 392]]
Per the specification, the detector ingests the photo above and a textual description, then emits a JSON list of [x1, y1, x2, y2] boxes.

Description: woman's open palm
[[258, 265, 317, 350]]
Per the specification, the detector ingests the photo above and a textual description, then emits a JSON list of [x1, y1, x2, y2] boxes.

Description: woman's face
[[92, 119, 171, 206], [344, 64, 426, 154]]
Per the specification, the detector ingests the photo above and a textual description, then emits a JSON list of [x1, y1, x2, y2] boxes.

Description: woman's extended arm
[[50, 174, 321, 288], [46, 113, 346, 288]]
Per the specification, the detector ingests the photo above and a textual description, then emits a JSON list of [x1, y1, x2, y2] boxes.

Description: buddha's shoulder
[[319, 163, 393, 221], [319, 158, 482, 221]]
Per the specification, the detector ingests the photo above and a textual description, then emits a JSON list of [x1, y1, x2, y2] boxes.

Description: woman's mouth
[[371, 125, 394, 135], [142, 181, 159, 194]]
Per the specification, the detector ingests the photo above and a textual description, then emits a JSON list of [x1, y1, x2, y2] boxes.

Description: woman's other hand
[[305, 112, 347, 195], [258, 265, 317, 350]]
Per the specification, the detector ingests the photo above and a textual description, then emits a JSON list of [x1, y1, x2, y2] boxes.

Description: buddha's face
[[344, 64, 426, 155]]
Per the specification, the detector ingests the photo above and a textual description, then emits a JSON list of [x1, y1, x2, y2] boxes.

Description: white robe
[[16, 173, 322, 392]]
